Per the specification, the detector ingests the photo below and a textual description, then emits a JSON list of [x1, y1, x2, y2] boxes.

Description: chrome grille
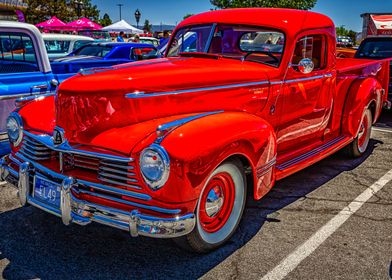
[[20, 135, 54, 161], [98, 159, 139, 189], [63, 153, 139, 189]]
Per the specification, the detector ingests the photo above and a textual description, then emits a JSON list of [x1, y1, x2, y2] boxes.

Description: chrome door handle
[[31, 84, 48, 90]]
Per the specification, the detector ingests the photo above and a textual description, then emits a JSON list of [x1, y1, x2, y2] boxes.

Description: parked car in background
[[139, 36, 160, 47], [337, 35, 354, 48], [354, 36, 392, 101], [42, 33, 94, 59], [78, 30, 112, 42], [55, 42, 159, 63], [1, 9, 389, 253]]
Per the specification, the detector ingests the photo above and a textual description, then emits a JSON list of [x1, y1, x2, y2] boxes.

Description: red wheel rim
[[358, 113, 369, 148], [199, 172, 235, 233]]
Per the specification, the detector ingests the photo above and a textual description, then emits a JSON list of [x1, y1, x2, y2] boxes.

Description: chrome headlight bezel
[[6, 112, 23, 147], [139, 144, 170, 191]]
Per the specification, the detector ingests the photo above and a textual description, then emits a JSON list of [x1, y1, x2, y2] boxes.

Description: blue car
[[54, 42, 159, 63]]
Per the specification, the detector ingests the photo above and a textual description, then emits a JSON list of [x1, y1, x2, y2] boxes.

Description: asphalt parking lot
[[0, 112, 391, 280]]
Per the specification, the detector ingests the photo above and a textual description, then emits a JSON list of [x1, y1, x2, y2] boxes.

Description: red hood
[[56, 57, 271, 154]]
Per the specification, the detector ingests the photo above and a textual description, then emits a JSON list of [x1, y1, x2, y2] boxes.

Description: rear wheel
[[175, 160, 246, 253], [345, 108, 372, 157]]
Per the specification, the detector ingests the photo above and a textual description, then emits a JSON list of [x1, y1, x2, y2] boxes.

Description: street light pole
[[117, 4, 124, 20], [74, 0, 83, 17], [134, 9, 141, 29]]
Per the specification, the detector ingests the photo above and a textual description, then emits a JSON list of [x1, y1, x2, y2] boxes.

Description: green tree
[[183, 13, 194, 20], [210, 0, 317, 10], [25, 0, 100, 24], [143, 19, 152, 33], [99, 13, 112, 27], [336, 25, 357, 44]]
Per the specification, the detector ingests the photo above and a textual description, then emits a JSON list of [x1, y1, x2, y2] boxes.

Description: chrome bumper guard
[[0, 157, 195, 238]]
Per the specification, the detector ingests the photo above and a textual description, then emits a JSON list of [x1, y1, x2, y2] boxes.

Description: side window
[[292, 35, 326, 70], [0, 32, 39, 73]]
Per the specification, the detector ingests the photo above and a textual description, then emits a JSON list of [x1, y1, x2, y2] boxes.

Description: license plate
[[34, 176, 61, 208]]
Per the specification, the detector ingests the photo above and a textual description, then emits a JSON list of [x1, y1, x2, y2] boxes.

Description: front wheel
[[174, 160, 246, 253], [345, 108, 373, 157]]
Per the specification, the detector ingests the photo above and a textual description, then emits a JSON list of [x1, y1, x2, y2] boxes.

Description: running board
[[276, 135, 352, 180]]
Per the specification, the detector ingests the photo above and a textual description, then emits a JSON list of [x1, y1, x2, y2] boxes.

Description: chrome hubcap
[[205, 185, 224, 217]]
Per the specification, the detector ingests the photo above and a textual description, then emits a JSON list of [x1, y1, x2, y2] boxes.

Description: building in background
[[0, 0, 27, 21]]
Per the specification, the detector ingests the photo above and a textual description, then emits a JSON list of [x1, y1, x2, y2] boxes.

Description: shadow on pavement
[[0, 139, 382, 280]]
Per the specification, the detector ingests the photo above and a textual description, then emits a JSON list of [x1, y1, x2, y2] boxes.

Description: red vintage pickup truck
[[0, 8, 390, 252]]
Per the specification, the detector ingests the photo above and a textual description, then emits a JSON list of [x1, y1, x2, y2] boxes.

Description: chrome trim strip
[[99, 166, 135, 176], [15, 92, 54, 104], [0, 92, 49, 101], [77, 188, 181, 215], [24, 130, 133, 163], [155, 111, 224, 144], [97, 176, 141, 189], [100, 161, 134, 170], [23, 140, 49, 151], [21, 147, 51, 156], [256, 156, 277, 177], [15, 152, 151, 201], [98, 171, 138, 183], [270, 73, 333, 86], [276, 136, 346, 171], [0, 132, 8, 141], [125, 80, 269, 99]]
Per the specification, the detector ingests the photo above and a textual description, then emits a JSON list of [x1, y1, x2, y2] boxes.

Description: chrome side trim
[[23, 130, 133, 163], [276, 136, 346, 171], [15, 92, 54, 107], [270, 73, 333, 85], [15, 152, 151, 201], [155, 111, 224, 144], [256, 156, 277, 179], [125, 80, 269, 99], [0, 92, 49, 101]]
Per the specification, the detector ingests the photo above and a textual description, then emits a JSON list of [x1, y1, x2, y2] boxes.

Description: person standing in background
[[117, 31, 125, 42]]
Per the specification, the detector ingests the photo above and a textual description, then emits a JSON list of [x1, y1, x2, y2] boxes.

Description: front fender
[[342, 77, 383, 137], [133, 111, 277, 203]]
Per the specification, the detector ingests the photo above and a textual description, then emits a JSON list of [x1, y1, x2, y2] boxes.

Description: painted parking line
[[261, 168, 392, 280], [373, 127, 392, 134]]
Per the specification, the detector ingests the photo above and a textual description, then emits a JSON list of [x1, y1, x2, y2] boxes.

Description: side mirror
[[290, 58, 314, 74]]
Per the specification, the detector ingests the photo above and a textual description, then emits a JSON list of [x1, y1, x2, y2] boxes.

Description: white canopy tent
[[102, 20, 143, 34]]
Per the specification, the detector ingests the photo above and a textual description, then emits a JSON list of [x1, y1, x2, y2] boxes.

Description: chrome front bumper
[[0, 156, 195, 238]]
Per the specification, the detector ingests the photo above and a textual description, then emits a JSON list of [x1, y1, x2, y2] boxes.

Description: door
[[0, 32, 52, 154], [276, 34, 334, 154]]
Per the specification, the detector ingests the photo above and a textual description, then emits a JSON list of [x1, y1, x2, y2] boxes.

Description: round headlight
[[139, 144, 170, 190], [6, 113, 23, 147]]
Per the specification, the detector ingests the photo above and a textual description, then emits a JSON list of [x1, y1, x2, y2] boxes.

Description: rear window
[[74, 45, 113, 57], [356, 40, 392, 59], [0, 32, 39, 73]]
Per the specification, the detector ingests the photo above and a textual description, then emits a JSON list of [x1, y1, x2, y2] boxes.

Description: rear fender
[[342, 77, 383, 137], [133, 111, 277, 203]]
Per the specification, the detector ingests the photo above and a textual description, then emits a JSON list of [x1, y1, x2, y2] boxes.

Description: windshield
[[73, 45, 113, 57], [356, 40, 392, 59], [44, 40, 71, 54], [166, 24, 285, 67]]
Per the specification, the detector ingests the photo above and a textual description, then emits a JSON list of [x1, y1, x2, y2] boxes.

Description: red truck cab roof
[[179, 8, 335, 39]]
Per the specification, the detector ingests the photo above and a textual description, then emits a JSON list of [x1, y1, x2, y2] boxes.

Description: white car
[[139, 36, 160, 47], [42, 33, 94, 59]]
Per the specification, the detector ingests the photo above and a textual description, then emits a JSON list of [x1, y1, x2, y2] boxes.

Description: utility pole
[[117, 4, 124, 20]]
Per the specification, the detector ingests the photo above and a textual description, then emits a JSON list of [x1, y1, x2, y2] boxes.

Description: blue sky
[[91, 0, 392, 31]]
